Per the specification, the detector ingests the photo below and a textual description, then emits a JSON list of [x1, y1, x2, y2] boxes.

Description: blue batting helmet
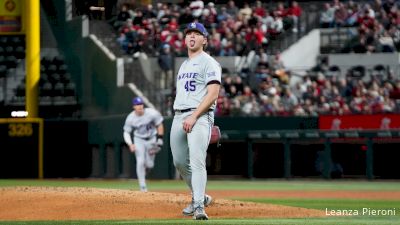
[[132, 97, 144, 105]]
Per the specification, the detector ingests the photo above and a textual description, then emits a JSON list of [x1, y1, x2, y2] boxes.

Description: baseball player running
[[170, 22, 221, 220], [123, 97, 164, 192]]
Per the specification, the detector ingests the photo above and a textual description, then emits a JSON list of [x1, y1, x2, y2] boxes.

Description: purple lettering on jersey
[[207, 72, 215, 77], [178, 72, 199, 80]]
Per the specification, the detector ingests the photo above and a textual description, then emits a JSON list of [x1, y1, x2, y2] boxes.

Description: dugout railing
[[220, 129, 400, 180]]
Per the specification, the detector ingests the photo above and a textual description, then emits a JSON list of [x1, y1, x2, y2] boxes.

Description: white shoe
[[182, 194, 212, 216], [193, 206, 208, 220], [140, 186, 148, 192]]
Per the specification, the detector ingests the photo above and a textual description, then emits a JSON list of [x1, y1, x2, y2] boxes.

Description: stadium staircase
[[266, 3, 321, 55], [88, 19, 165, 112]]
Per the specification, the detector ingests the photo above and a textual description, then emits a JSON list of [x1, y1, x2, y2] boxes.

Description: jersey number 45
[[184, 80, 196, 92]]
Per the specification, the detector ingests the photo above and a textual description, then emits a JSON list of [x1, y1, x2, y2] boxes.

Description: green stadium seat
[[0, 65, 7, 78]]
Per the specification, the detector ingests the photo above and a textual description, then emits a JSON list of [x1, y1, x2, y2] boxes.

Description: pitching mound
[[0, 186, 325, 220]]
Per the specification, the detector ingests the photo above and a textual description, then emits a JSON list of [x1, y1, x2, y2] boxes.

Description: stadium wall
[[43, 0, 132, 117], [87, 116, 400, 179]]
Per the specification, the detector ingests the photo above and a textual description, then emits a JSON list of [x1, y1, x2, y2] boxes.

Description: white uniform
[[123, 108, 163, 191], [170, 51, 221, 207]]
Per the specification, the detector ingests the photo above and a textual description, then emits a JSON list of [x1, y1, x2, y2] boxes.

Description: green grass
[[0, 218, 399, 225], [1, 179, 400, 224], [1, 179, 400, 191], [238, 198, 400, 216]]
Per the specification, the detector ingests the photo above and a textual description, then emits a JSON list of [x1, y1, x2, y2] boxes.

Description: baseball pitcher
[[170, 22, 221, 220], [123, 97, 164, 192]]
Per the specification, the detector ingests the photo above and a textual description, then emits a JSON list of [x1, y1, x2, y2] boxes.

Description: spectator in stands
[[334, 2, 349, 27], [158, 7, 173, 26], [241, 95, 262, 116], [217, 7, 230, 23], [378, 30, 396, 52], [239, 2, 252, 23], [220, 29, 236, 56], [189, 0, 204, 19], [132, 9, 144, 25], [202, 2, 218, 28], [207, 32, 221, 56], [117, 32, 130, 53], [268, 11, 284, 38], [226, 0, 239, 18], [281, 88, 299, 110], [254, 1, 266, 18], [345, 1, 361, 27], [261, 10, 274, 33], [320, 3, 336, 28], [178, 7, 195, 26], [287, 1, 302, 33], [114, 3, 131, 29], [142, 4, 156, 19], [158, 44, 174, 89]]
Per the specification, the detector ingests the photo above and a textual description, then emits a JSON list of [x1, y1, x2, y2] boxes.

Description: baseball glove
[[209, 125, 221, 145], [148, 144, 161, 155]]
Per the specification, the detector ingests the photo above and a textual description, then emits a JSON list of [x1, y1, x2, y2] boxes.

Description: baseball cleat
[[193, 206, 208, 220], [140, 186, 148, 192], [182, 194, 212, 216]]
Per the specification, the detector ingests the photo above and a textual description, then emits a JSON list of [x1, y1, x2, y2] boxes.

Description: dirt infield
[[0, 186, 325, 221]]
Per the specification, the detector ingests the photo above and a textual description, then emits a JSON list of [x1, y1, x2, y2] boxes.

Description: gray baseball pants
[[133, 136, 156, 188], [170, 111, 213, 207]]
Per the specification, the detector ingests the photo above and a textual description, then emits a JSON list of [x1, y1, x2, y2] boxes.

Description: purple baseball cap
[[184, 22, 208, 37], [132, 97, 144, 105]]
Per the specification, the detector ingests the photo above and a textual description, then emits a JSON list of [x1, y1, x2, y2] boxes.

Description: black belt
[[174, 108, 214, 113], [137, 136, 154, 141]]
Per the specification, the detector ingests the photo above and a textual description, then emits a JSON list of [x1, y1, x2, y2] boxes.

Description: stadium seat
[[41, 56, 52, 68], [0, 65, 7, 78], [372, 64, 385, 77], [0, 36, 7, 46], [52, 56, 65, 67], [10, 36, 23, 46], [5, 55, 17, 68], [57, 64, 68, 74], [14, 46, 25, 59], [5, 46, 14, 55], [15, 83, 25, 97], [40, 81, 53, 97], [40, 73, 49, 85], [40, 64, 47, 74], [47, 64, 57, 74], [349, 65, 366, 78], [61, 72, 71, 84], [0, 55, 5, 66], [327, 65, 341, 76], [49, 73, 61, 84], [53, 82, 64, 96], [64, 82, 76, 97]]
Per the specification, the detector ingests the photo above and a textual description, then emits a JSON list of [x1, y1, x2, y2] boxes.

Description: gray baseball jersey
[[170, 51, 221, 209], [123, 108, 163, 139], [173, 52, 222, 110], [123, 108, 162, 191]]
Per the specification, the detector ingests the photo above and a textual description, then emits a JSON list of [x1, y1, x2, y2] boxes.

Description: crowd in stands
[[113, 0, 302, 56], [319, 0, 400, 53], [110, 0, 400, 117], [215, 64, 400, 117], [215, 0, 400, 117]]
